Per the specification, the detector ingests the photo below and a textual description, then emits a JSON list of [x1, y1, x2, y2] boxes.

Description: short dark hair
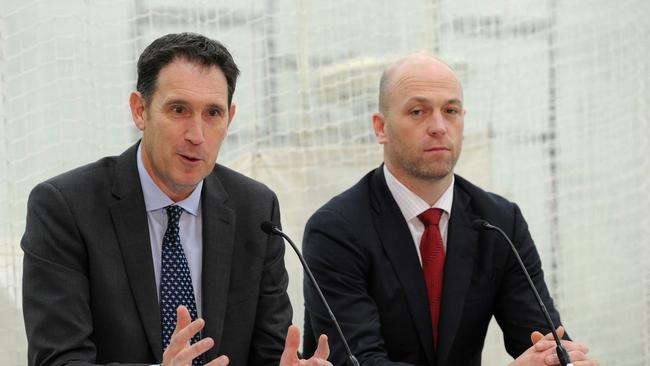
[[136, 32, 240, 106]]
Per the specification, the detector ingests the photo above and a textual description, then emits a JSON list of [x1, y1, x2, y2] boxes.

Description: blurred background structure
[[1, 0, 648, 364]]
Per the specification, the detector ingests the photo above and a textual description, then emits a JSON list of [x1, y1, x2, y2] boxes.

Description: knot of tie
[[418, 208, 443, 227], [166, 205, 183, 229]]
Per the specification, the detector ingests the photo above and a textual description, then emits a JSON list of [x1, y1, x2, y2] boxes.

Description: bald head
[[378, 54, 462, 115], [371, 53, 465, 199]]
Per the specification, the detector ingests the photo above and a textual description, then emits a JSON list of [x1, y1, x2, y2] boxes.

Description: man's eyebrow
[[405, 96, 431, 104], [205, 103, 225, 109], [447, 98, 463, 107], [405, 96, 464, 107], [162, 99, 226, 111], [161, 98, 189, 106]]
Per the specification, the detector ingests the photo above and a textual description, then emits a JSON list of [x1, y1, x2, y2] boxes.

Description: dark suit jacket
[[302, 166, 562, 366], [21, 143, 292, 366]]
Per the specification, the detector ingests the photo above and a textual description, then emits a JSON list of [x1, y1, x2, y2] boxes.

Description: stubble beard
[[405, 156, 456, 181], [387, 144, 460, 183]]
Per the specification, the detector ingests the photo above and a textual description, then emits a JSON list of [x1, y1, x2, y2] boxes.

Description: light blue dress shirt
[[136, 144, 204, 317]]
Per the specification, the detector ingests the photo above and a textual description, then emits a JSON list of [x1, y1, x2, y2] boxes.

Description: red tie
[[418, 208, 445, 346]]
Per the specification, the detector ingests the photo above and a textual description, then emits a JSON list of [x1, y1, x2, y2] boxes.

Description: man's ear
[[129, 91, 147, 131], [372, 112, 388, 144], [227, 103, 237, 127]]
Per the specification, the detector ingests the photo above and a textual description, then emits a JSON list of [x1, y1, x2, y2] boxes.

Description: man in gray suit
[[21, 33, 330, 366]]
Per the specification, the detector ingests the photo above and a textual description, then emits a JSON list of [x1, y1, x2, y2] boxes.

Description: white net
[[1, 0, 648, 364]]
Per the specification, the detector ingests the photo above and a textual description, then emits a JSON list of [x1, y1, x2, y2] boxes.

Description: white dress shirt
[[383, 164, 454, 265]]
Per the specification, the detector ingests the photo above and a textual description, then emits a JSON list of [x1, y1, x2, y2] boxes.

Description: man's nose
[[185, 116, 205, 144], [426, 111, 447, 135]]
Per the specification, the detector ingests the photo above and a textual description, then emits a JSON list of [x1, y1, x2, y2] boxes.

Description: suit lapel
[[436, 183, 480, 366], [200, 169, 236, 362], [109, 143, 163, 361], [369, 168, 436, 366]]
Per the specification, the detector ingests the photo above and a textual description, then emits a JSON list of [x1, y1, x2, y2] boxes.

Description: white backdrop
[[1, 0, 648, 365]]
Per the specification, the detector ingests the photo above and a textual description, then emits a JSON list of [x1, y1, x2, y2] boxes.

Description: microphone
[[471, 219, 573, 366], [260, 221, 360, 366]]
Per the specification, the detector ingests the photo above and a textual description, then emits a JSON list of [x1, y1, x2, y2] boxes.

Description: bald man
[[302, 54, 595, 366]]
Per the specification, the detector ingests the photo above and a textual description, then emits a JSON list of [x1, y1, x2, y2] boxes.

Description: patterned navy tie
[[160, 205, 202, 365]]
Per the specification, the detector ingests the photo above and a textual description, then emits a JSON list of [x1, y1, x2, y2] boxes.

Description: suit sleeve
[[248, 193, 293, 366], [21, 182, 144, 366], [493, 203, 564, 358], [303, 208, 417, 366]]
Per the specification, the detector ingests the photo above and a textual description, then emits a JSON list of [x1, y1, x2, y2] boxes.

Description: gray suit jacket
[[22, 143, 292, 366]]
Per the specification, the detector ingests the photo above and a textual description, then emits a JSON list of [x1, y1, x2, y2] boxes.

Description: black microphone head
[[471, 219, 490, 230], [260, 221, 278, 235]]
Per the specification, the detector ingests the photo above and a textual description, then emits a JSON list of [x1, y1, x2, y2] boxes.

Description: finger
[[163, 305, 197, 359], [542, 326, 564, 340], [172, 337, 215, 365], [205, 355, 230, 366], [545, 350, 586, 365], [312, 334, 330, 360], [573, 360, 598, 366], [176, 305, 192, 332], [568, 350, 586, 361], [560, 339, 589, 354], [306, 359, 333, 366], [165, 317, 206, 358], [279, 325, 301, 365], [533, 326, 565, 352], [531, 330, 544, 344], [534, 339, 557, 352]]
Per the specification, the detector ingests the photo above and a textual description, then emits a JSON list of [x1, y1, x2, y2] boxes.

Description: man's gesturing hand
[[161, 306, 229, 366], [279, 325, 331, 366]]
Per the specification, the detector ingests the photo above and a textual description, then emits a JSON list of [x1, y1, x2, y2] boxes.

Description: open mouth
[[179, 154, 201, 163]]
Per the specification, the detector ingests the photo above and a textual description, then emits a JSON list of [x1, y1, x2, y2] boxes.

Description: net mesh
[[1, 0, 648, 364]]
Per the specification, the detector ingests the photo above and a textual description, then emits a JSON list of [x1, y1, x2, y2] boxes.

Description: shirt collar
[[383, 164, 454, 221], [137, 143, 203, 216]]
